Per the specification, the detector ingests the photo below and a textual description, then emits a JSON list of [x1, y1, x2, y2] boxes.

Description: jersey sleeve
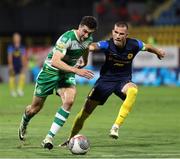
[[136, 39, 146, 51], [54, 34, 71, 55], [97, 41, 109, 49], [7, 45, 13, 55], [20, 46, 26, 55]]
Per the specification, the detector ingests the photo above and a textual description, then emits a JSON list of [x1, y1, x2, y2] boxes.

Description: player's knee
[[63, 99, 74, 108], [129, 87, 138, 97]]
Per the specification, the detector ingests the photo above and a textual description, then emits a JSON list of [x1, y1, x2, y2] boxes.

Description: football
[[68, 134, 90, 155]]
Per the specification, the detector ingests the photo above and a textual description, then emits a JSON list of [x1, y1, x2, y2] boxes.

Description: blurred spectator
[[96, 2, 106, 15], [144, 13, 154, 25], [117, 6, 129, 21], [130, 10, 142, 25], [7, 32, 27, 97]]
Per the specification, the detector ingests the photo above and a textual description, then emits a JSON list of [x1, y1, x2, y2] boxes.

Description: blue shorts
[[88, 76, 131, 105], [14, 65, 22, 74]]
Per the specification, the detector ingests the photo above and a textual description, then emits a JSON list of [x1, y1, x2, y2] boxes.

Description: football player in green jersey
[[18, 16, 97, 150]]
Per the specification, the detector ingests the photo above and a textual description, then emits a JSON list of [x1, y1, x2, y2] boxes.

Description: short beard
[[115, 40, 125, 48]]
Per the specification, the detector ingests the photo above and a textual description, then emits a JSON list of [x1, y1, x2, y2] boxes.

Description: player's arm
[[21, 48, 27, 72], [82, 49, 89, 66], [89, 43, 99, 52], [7, 47, 14, 75], [75, 50, 89, 69], [89, 41, 109, 52], [144, 44, 165, 60], [51, 51, 94, 79], [7, 53, 13, 68]]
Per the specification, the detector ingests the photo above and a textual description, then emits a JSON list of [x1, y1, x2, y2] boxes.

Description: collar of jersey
[[73, 29, 80, 42]]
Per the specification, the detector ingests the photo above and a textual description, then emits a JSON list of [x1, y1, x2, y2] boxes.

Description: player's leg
[[68, 79, 116, 141], [110, 82, 138, 139], [19, 68, 59, 141], [71, 99, 99, 138], [19, 96, 46, 140], [42, 86, 76, 149], [9, 71, 16, 97], [17, 72, 25, 96], [60, 99, 99, 147], [60, 79, 115, 147]]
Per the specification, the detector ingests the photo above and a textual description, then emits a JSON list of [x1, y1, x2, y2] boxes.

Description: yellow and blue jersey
[[88, 38, 145, 104], [97, 38, 144, 80], [7, 44, 25, 74]]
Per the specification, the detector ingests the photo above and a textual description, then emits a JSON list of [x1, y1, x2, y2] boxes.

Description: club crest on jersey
[[13, 51, 21, 57], [127, 53, 133, 59], [36, 87, 42, 94], [58, 43, 65, 49]]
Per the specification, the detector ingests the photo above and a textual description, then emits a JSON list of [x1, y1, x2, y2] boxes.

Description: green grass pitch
[[0, 83, 180, 158]]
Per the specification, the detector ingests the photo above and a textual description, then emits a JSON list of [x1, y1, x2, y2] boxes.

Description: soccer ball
[[68, 134, 90, 155]]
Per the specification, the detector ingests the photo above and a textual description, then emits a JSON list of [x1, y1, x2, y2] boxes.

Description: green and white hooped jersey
[[44, 29, 93, 72]]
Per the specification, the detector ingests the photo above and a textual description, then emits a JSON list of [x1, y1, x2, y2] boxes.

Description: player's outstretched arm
[[144, 44, 166, 60], [89, 43, 100, 52]]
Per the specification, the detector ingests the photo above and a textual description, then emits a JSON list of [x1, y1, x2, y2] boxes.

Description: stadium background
[[0, 0, 180, 158], [0, 0, 179, 86]]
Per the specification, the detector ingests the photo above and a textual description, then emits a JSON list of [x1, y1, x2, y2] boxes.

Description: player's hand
[[157, 49, 166, 60], [74, 68, 94, 79]]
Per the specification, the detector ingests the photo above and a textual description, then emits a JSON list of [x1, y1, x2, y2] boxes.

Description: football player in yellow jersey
[[7, 32, 27, 97], [61, 22, 166, 146]]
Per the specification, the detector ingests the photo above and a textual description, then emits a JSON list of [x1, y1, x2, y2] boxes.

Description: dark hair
[[80, 16, 97, 30], [115, 21, 128, 29]]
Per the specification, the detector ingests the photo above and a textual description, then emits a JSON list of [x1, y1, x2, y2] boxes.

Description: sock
[[114, 87, 138, 127], [22, 111, 35, 127], [48, 107, 70, 138], [9, 76, 15, 92], [18, 73, 25, 91], [69, 108, 90, 139]]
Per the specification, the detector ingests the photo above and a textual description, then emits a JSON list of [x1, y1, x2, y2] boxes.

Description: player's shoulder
[[127, 38, 142, 48], [97, 39, 110, 49], [63, 29, 75, 37], [7, 44, 14, 53], [126, 38, 144, 51], [58, 30, 75, 43], [7, 44, 14, 49], [127, 38, 140, 45], [19, 45, 25, 49]]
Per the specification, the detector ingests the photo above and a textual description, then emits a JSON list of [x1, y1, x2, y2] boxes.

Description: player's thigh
[[121, 82, 138, 94], [88, 80, 115, 105], [35, 70, 59, 97]]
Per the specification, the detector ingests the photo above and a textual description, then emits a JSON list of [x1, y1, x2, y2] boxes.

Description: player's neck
[[14, 43, 20, 48]]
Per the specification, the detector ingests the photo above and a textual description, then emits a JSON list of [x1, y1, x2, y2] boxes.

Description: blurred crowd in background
[[0, 0, 180, 88]]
